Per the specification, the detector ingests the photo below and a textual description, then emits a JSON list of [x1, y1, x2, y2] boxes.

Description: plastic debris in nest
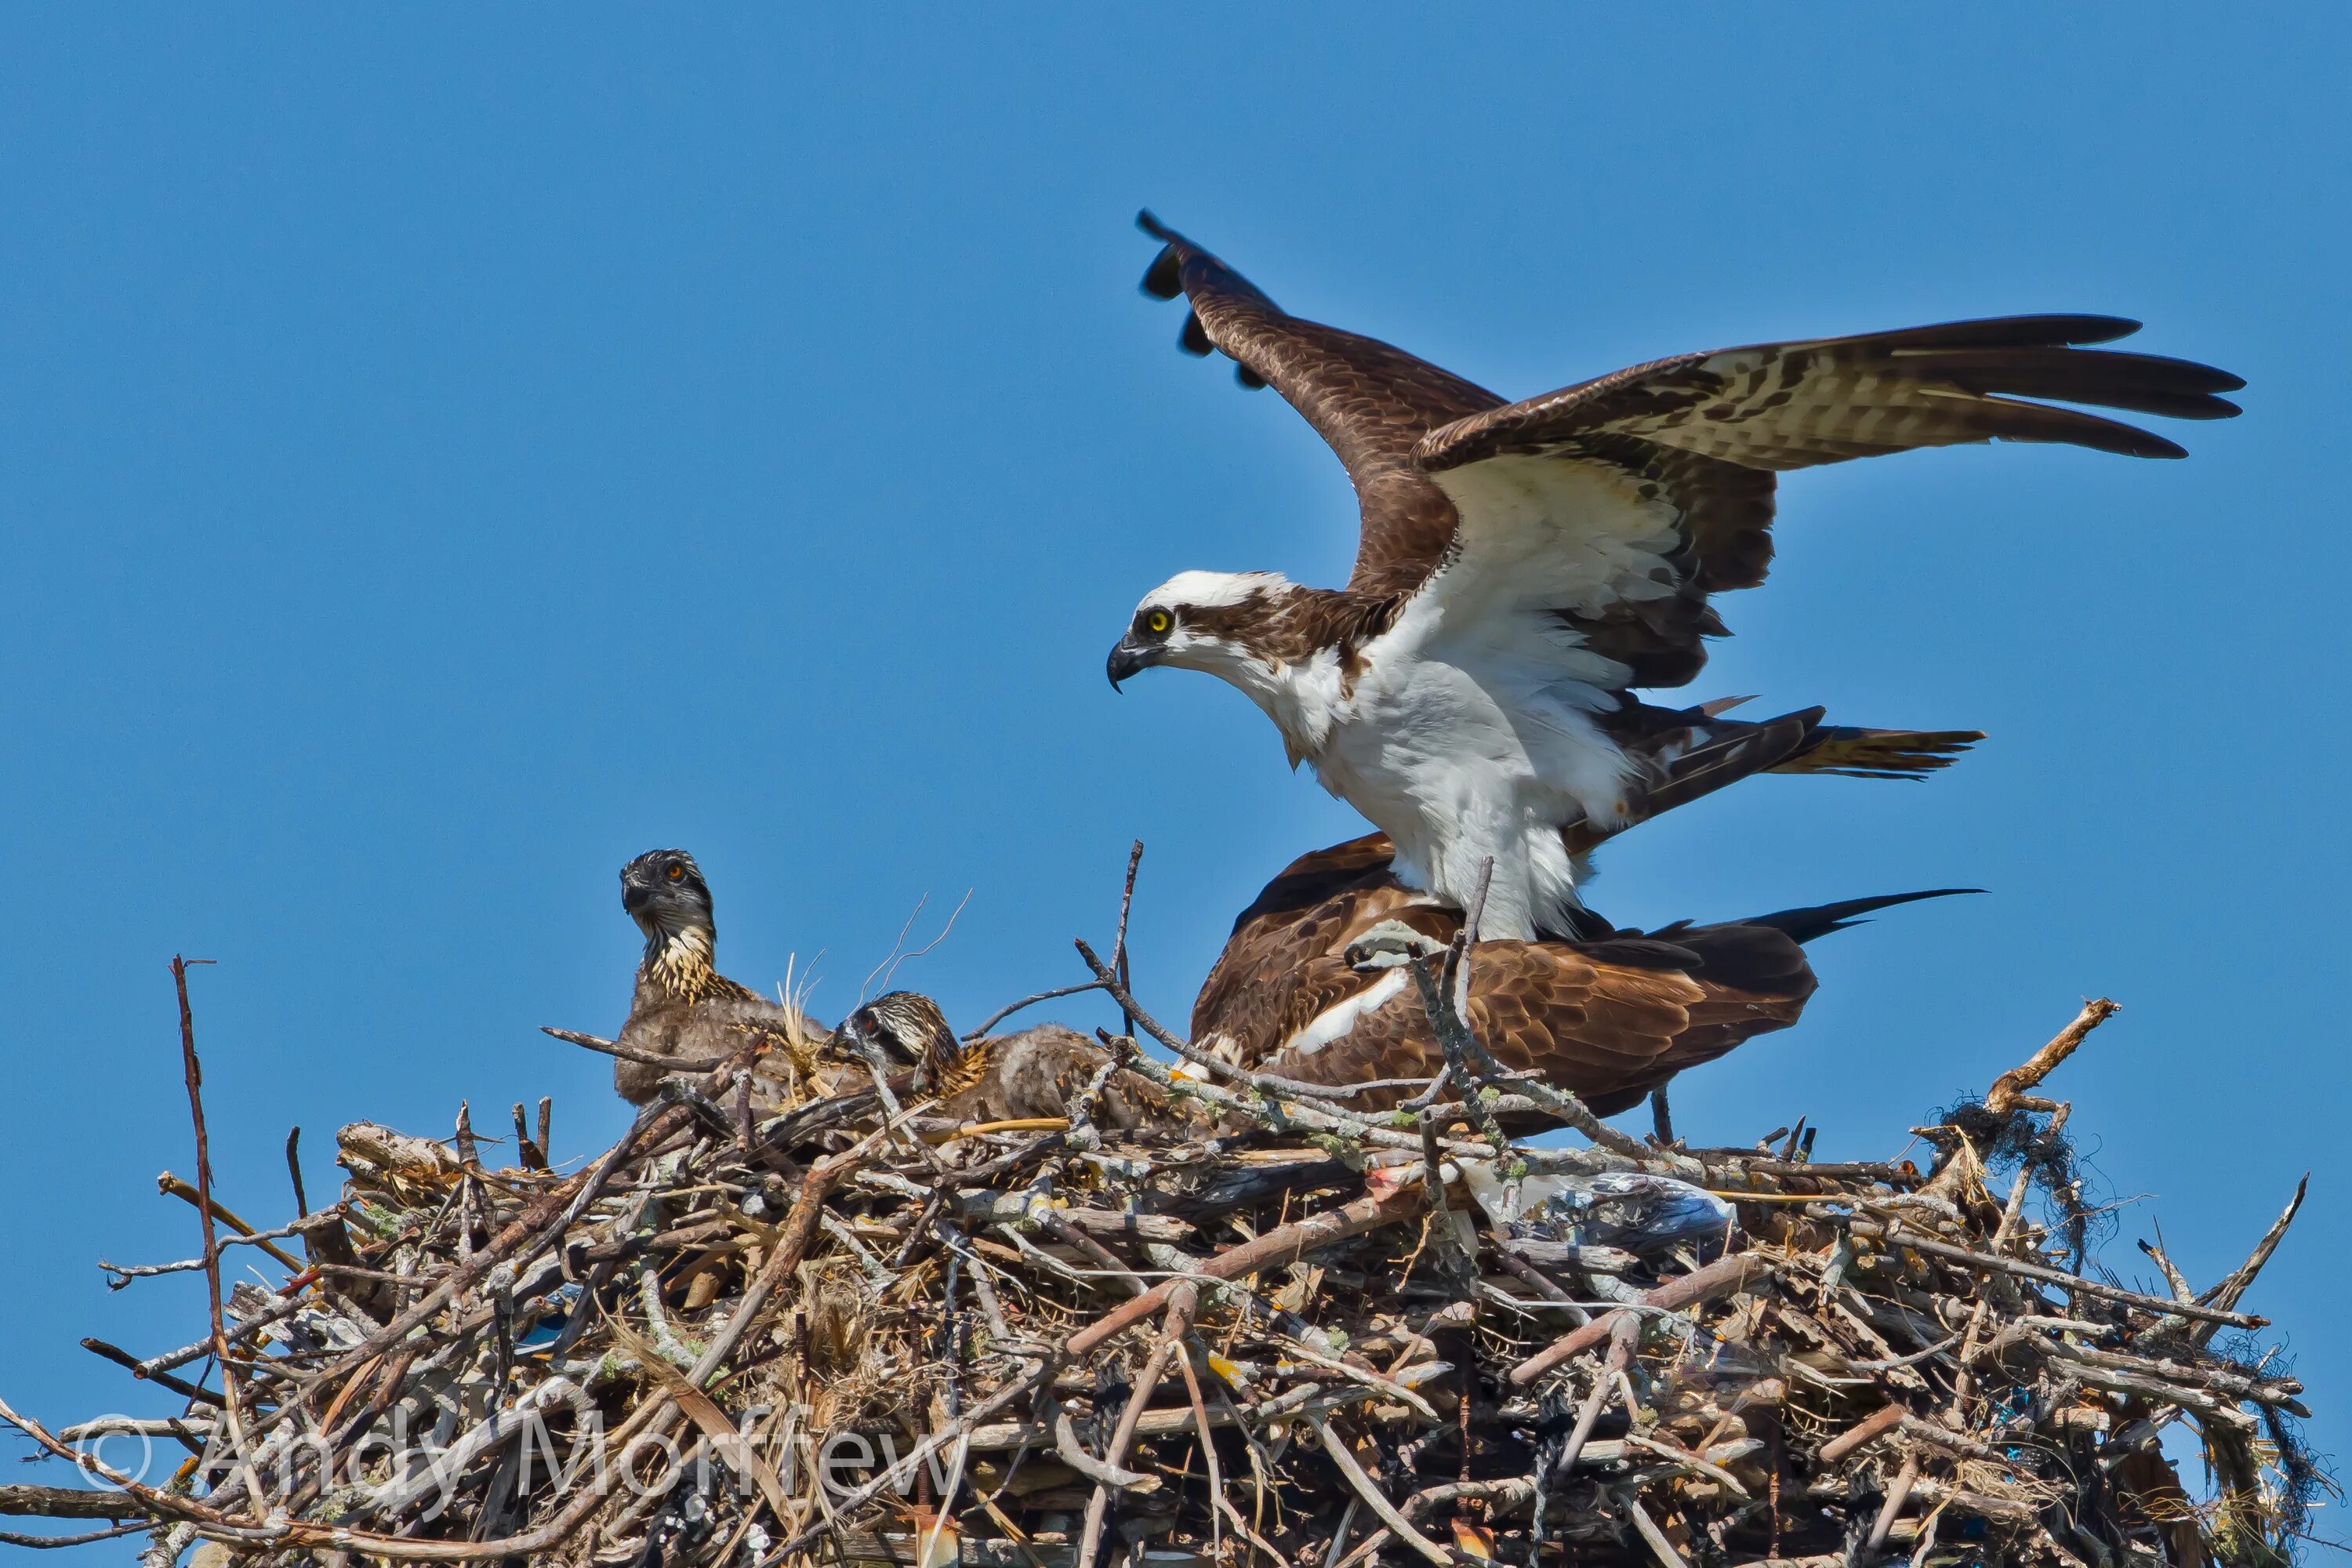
[[1459, 1162, 1737, 1260]]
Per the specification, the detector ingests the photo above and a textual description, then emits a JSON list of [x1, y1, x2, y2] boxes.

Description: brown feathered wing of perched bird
[[836, 992, 1168, 1130], [612, 849, 824, 1105], [1192, 833, 1971, 1125]]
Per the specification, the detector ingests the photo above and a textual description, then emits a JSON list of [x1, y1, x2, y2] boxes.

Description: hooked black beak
[[621, 883, 652, 914], [1106, 637, 1156, 690]]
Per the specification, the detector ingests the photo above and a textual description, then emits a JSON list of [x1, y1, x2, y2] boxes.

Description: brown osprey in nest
[[1109, 213, 2240, 940], [1193, 833, 1969, 1122], [836, 992, 1167, 1129], [612, 849, 827, 1105]]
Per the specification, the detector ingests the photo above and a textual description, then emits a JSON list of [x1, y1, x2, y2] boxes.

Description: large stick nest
[[0, 991, 2322, 1568]]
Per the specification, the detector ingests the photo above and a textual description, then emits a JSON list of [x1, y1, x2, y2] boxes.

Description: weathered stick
[[1865, 1220, 2264, 1329], [0, 1486, 151, 1522], [1984, 998, 2118, 1113], [1865, 1455, 1919, 1554], [1817, 1402, 1907, 1464], [2187, 1174, 2307, 1347], [171, 956, 268, 1523], [154, 1173, 307, 1272], [1310, 1415, 1464, 1567], [1621, 1491, 1690, 1568], [0, 1522, 151, 1549], [964, 981, 1109, 1042], [1555, 1313, 1639, 1477], [1054, 1410, 1156, 1491], [1076, 1283, 1197, 1568], [540, 1024, 728, 1072], [1510, 1252, 1773, 1386], [77, 1338, 227, 1407], [1066, 1179, 1425, 1356]]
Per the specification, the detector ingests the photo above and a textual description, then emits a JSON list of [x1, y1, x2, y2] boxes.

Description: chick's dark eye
[[1144, 609, 1174, 636], [665, 864, 685, 882]]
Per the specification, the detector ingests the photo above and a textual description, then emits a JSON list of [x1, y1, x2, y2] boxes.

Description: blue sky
[[3, 9, 2345, 1550]]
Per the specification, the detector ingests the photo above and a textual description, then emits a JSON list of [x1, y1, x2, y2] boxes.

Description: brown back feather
[[1193, 836, 1822, 1125]]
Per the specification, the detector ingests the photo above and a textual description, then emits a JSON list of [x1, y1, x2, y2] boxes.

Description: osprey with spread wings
[[1106, 214, 2242, 941]]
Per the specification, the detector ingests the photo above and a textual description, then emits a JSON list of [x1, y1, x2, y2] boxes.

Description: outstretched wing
[[1411, 317, 2243, 686], [1138, 212, 1501, 596], [1138, 216, 2243, 688]]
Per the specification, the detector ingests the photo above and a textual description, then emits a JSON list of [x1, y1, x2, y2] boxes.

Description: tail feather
[[1745, 887, 1982, 944], [1595, 706, 1824, 848], [1565, 704, 1819, 857], [1772, 726, 1983, 780], [1568, 706, 1983, 860]]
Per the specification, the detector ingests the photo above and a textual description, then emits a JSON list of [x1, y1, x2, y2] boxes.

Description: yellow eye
[[1146, 609, 1173, 635], [666, 864, 686, 882]]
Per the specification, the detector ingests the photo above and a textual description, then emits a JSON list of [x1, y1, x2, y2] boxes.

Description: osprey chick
[[837, 992, 1167, 1129], [1111, 214, 2240, 938], [612, 849, 820, 1105]]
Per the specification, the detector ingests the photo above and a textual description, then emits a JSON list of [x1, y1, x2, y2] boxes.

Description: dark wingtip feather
[[1999, 314, 2143, 347], [1178, 311, 1213, 358], [1879, 314, 2143, 350], [1136, 212, 1188, 299], [1236, 363, 1268, 390], [1900, 346, 2247, 423], [2059, 315, 2143, 346], [1955, 394, 2200, 459], [1142, 248, 1182, 301], [2000, 419, 2190, 459]]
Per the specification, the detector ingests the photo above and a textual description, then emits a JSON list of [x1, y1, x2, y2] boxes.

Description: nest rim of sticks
[[0, 894, 2325, 1568]]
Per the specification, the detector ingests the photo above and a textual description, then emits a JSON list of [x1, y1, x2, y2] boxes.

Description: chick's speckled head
[[836, 991, 960, 1081], [620, 848, 714, 936]]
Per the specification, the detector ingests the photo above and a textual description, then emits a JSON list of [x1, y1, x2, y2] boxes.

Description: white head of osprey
[[1110, 562, 1635, 943]]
